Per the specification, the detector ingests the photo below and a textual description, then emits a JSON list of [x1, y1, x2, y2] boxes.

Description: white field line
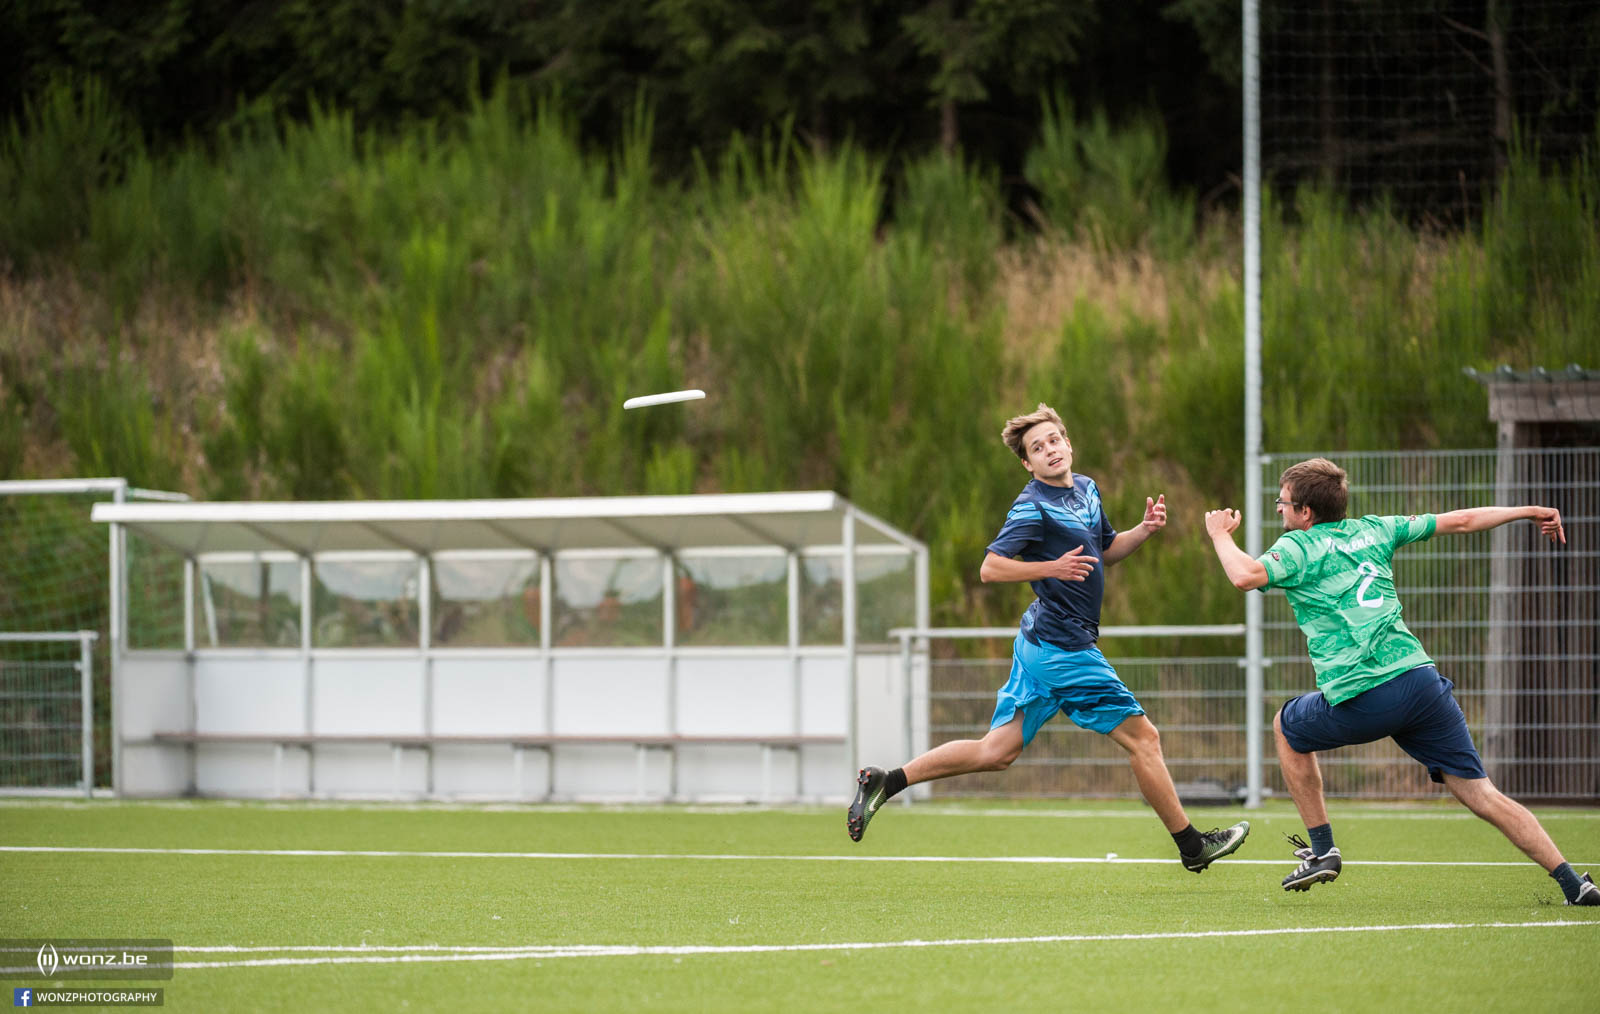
[[0, 921, 1590, 973], [921, 807, 1600, 822], [1, 845, 1595, 867], [2, 798, 1598, 821]]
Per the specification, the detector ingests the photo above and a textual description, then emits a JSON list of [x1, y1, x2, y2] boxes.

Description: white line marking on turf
[[3, 798, 1596, 820], [3, 921, 1581, 972], [2, 845, 1593, 867]]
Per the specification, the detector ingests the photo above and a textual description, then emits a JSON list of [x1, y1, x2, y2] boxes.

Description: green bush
[[1, 85, 1595, 634]]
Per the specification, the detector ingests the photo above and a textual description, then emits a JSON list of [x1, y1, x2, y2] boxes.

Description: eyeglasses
[[1273, 498, 1302, 509]]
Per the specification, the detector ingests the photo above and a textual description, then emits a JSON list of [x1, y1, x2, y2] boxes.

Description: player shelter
[[90, 492, 928, 803]]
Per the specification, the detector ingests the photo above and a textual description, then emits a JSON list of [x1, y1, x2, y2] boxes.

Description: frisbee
[[623, 389, 706, 410]]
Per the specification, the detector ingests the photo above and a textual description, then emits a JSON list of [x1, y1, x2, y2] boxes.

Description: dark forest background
[[6, 1, 1596, 220]]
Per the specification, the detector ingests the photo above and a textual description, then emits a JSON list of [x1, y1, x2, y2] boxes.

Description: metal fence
[[0, 632, 97, 797], [895, 626, 1250, 801], [907, 448, 1599, 803], [1260, 448, 1600, 801]]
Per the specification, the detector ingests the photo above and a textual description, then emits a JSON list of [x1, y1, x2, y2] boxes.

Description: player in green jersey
[[1204, 457, 1596, 905]]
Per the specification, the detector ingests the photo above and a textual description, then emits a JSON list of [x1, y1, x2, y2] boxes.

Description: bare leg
[[1275, 709, 1329, 828], [902, 717, 1025, 785], [1444, 775, 1566, 871], [1106, 714, 1189, 832]]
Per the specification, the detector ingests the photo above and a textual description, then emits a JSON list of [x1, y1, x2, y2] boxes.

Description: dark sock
[[1173, 824, 1204, 857], [1551, 862, 1583, 902], [1308, 823, 1335, 857], [884, 768, 908, 800]]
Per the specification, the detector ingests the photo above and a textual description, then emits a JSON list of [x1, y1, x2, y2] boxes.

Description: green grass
[[2, 799, 1597, 1011]]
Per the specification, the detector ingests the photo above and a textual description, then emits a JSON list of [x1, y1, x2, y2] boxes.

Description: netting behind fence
[[1261, 0, 1598, 227], [0, 484, 186, 788], [924, 448, 1598, 802]]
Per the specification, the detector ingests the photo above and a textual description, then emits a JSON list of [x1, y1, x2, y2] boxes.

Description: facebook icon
[[12, 989, 29, 1007]]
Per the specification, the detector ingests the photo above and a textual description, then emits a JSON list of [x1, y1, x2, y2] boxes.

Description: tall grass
[[0, 74, 143, 267], [1024, 91, 1196, 256], [2, 77, 1595, 630]]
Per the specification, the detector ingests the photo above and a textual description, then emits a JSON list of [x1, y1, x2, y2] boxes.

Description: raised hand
[[1204, 508, 1242, 539], [1142, 494, 1167, 533]]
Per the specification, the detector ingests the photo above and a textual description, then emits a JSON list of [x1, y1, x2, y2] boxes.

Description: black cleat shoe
[[1567, 872, 1599, 906], [1181, 820, 1251, 872], [847, 766, 889, 842], [1282, 833, 1342, 891]]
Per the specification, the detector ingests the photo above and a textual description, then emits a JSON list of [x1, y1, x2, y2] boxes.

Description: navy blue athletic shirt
[[985, 474, 1118, 650]]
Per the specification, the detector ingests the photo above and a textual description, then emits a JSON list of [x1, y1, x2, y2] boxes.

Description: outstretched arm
[[1103, 495, 1166, 566], [1204, 509, 1269, 591], [1434, 506, 1565, 543]]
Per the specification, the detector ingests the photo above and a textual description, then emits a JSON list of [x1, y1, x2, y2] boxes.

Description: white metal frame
[[0, 630, 98, 798], [0, 479, 188, 797], [93, 492, 928, 801]]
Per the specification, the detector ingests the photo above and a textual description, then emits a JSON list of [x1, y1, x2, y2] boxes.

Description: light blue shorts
[[991, 634, 1145, 745]]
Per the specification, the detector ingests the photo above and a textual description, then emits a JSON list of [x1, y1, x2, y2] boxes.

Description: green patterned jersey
[[1258, 514, 1438, 705]]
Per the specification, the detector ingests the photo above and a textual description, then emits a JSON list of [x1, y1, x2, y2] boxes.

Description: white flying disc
[[623, 389, 706, 410]]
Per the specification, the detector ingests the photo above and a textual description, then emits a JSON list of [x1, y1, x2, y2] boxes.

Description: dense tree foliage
[[6, 2, 1595, 215], [8, 0, 1586, 209]]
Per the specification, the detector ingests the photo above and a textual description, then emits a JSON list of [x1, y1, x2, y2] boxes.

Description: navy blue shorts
[[1278, 664, 1487, 783]]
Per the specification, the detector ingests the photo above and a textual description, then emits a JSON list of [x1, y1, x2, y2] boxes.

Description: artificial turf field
[[1, 797, 1596, 1012]]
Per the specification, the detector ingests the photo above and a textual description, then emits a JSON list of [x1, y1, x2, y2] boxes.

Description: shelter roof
[[90, 491, 922, 557]]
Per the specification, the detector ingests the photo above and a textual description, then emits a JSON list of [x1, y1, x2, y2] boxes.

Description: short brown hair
[[1279, 457, 1348, 523], [1001, 403, 1068, 460]]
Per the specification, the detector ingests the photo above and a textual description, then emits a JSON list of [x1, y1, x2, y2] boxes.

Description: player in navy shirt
[[849, 404, 1250, 873]]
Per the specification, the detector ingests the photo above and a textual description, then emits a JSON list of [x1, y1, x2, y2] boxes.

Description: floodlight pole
[[1242, 0, 1265, 809]]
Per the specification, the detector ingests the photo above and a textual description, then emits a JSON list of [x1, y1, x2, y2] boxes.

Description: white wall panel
[[431, 656, 546, 735], [193, 743, 307, 797], [311, 657, 424, 735], [551, 657, 669, 735], [194, 657, 305, 734], [797, 655, 848, 737], [118, 655, 189, 738], [431, 743, 520, 798], [118, 742, 191, 797], [550, 744, 670, 799], [311, 744, 428, 797], [674, 656, 795, 736]]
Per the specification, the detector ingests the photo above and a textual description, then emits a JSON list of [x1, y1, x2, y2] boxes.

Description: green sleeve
[[1257, 535, 1306, 588], [1380, 513, 1437, 549]]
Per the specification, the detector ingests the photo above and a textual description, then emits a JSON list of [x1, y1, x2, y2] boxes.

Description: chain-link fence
[[0, 632, 96, 795], [925, 644, 1248, 800], [0, 480, 188, 789], [919, 448, 1598, 802], [1260, 447, 1599, 800]]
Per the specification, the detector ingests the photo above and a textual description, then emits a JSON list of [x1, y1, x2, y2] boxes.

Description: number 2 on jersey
[[1355, 561, 1384, 608]]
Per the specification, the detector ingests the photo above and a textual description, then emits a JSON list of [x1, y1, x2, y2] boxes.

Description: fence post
[[79, 631, 94, 799], [898, 631, 914, 805]]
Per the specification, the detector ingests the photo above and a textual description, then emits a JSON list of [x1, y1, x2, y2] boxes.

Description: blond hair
[[1001, 403, 1067, 460]]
